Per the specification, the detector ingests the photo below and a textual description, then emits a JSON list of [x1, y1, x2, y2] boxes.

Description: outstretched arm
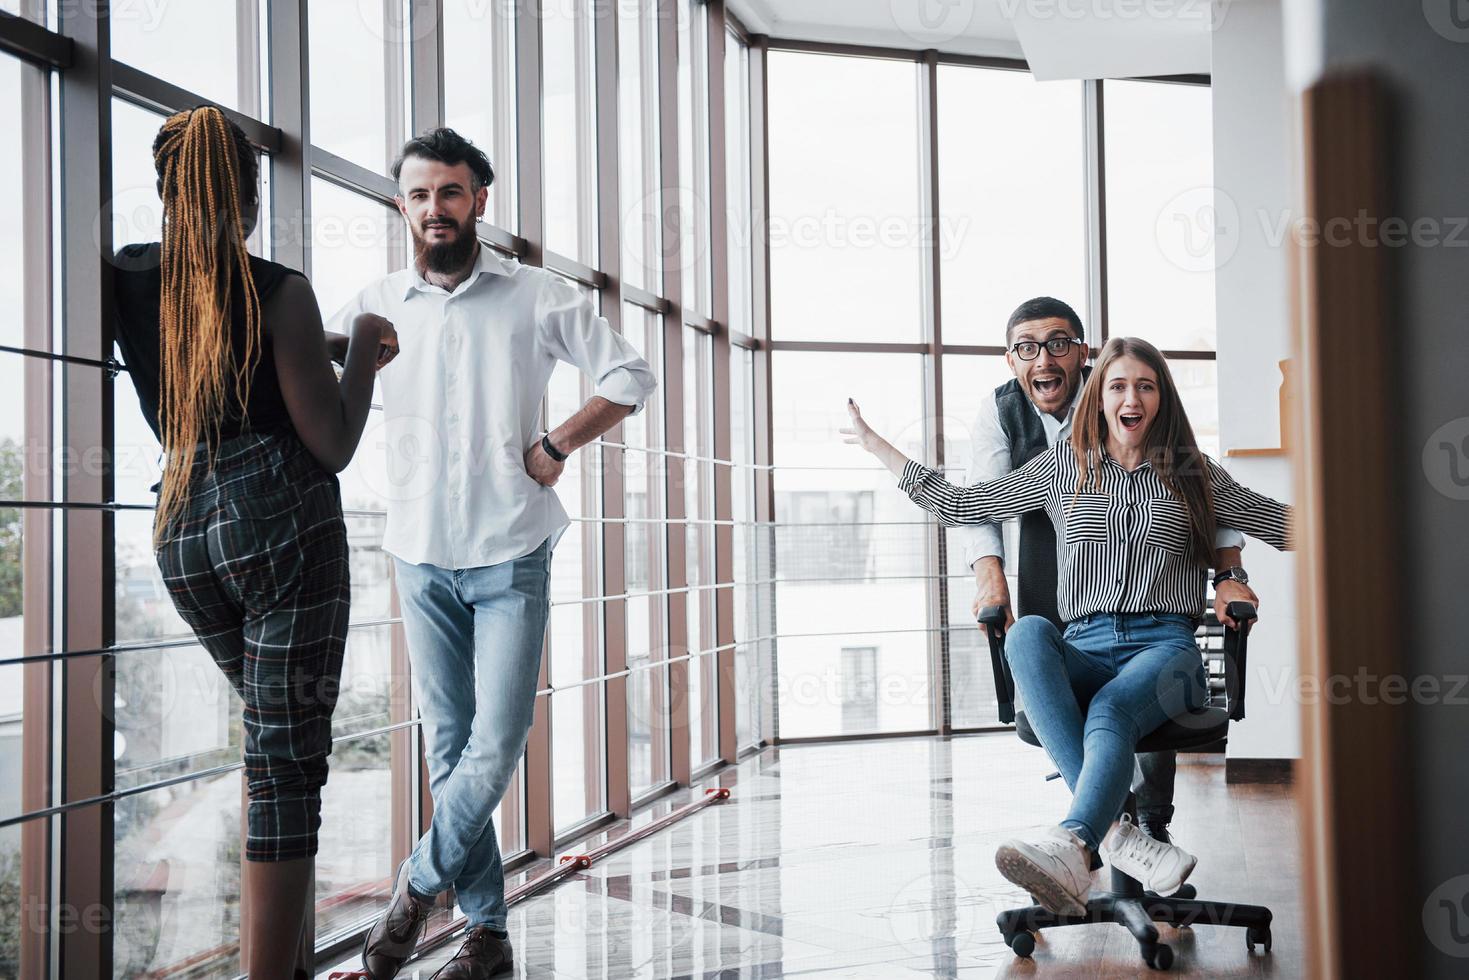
[[1207, 459, 1294, 551], [843, 399, 1053, 526], [841, 398, 910, 476]]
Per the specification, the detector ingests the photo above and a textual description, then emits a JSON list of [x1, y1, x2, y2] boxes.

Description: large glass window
[[0, 49, 49, 980], [442, 0, 517, 228], [729, 346, 765, 751], [548, 312, 607, 833], [309, 179, 399, 646], [108, 92, 281, 653], [0, 52, 34, 354], [767, 52, 923, 343], [683, 327, 718, 767], [677, 0, 712, 316], [1104, 79, 1217, 352], [309, 180, 404, 325], [622, 305, 669, 796], [111, 1, 264, 114], [618, 0, 661, 291], [306, 180, 406, 937], [939, 354, 1018, 729], [110, 98, 168, 262], [1171, 357, 1221, 460], [315, 728, 395, 937], [724, 31, 753, 338], [937, 67, 1088, 346], [16, 0, 795, 971], [114, 773, 244, 978], [0, 0, 44, 24], [110, 99, 189, 654], [771, 352, 932, 738], [309, 182, 397, 605], [542, 0, 597, 262], [309, 0, 404, 175]]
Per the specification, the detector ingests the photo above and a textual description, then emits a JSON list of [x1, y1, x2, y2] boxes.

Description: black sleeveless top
[[112, 242, 302, 442]]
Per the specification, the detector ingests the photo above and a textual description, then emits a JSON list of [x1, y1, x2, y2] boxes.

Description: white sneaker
[[1102, 813, 1198, 896], [995, 826, 1093, 917]]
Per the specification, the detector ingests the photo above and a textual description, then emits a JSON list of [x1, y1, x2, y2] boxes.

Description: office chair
[[978, 601, 1273, 971]]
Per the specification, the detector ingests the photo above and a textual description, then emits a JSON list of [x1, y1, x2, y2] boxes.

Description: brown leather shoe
[[360, 860, 434, 979], [428, 926, 513, 979]]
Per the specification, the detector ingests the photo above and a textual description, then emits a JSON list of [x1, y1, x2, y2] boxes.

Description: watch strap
[[540, 432, 568, 463]]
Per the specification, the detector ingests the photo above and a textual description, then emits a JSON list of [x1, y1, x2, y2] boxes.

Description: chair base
[[996, 882, 1274, 971]]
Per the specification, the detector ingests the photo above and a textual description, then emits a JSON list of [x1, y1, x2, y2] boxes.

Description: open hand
[[840, 399, 882, 453], [840, 398, 910, 476]]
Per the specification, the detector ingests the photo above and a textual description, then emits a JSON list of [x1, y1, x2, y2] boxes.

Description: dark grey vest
[[993, 366, 1090, 627]]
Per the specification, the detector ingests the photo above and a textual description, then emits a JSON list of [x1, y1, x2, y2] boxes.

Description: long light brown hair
[[150, 106, 262, 545], [1069, 337, 1216, 565]]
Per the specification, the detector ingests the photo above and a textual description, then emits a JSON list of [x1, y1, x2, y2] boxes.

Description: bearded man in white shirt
[[328, 129, 657, 980]]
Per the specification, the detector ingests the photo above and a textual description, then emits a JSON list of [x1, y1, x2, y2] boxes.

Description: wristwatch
[[540, 432, 568, 463], [1213, 566, 1249, 587]]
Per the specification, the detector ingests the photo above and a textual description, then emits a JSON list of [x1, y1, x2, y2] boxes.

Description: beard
[[412, 212, 479, 274]]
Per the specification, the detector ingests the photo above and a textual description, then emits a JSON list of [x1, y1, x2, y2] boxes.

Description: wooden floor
[[992, 751, 1303, 978], [320, 733, 1305, 978]]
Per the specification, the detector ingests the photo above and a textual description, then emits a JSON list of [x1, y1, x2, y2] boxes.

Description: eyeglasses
[[1009, 337, 1086, 361]]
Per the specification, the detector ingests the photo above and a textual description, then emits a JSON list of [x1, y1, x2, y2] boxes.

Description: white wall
[[1210, 0, 1301, 761]]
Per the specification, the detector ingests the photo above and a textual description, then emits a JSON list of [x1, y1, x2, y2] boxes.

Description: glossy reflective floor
[[319, 734, 1303, 978]]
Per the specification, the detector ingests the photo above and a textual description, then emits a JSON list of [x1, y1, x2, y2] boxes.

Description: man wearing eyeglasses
[[956, 296, 1254, 845]]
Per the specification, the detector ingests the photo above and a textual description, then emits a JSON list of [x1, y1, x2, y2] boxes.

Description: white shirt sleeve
[[537, 275, 658, 415], [321, 282, 378, 338], [1213, 526, 1247, 552], [953, 393, 1011, 571]]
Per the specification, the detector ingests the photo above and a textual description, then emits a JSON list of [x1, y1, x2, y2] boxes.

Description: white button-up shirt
[[954, 384, 1083, 571], [327, 246, 657, 570]]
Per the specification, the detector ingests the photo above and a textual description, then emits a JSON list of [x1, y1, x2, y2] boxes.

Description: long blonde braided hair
[[151, 106, 262, 545]]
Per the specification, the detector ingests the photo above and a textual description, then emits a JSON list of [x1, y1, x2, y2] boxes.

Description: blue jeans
[[1004, 613, 1208, 852], [394, 537, 552, 930]]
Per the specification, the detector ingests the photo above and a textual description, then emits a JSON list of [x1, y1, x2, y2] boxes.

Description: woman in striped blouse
[[843, 336, 1293, 918]]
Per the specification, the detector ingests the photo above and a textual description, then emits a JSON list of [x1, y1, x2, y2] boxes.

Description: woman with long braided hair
[[113, 105, 398, 979]]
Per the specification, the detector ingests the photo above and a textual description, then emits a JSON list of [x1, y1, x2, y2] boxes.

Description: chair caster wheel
[[1246, 926, 1272, 952], [1004, 931, 1036, 958], [1141, 941, 1174, 970]]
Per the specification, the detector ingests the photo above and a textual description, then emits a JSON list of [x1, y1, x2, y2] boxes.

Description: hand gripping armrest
[[1223, 600, 1258, 722], [978, 605, 1015, 725]]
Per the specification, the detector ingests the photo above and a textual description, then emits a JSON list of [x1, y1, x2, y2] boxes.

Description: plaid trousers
[[155, 431, 351, 862]]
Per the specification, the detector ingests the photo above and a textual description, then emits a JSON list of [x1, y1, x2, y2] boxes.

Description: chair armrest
[[978, 605, 1015, 724], [1222, 600, 1258, 722]]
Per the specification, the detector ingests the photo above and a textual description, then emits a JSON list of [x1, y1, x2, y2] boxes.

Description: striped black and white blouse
[[899, 443, 1293, 623]]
